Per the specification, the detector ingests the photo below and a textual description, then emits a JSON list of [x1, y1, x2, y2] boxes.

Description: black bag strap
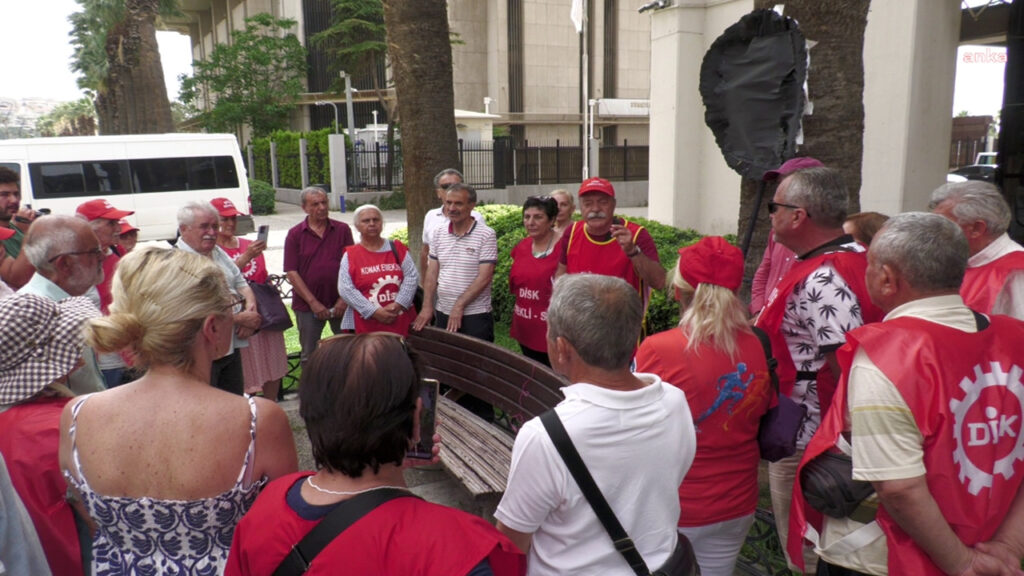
[[539, 409, 650, 576], [750, 326, 780, 394], [388, 239, 402, 265], [272, 486, 417, 576]]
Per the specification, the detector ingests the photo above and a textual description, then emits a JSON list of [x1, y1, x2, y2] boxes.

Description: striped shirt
[[429, 220, 497, 315]]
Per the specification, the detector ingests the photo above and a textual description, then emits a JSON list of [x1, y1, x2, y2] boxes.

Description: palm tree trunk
[[381, 0, 460, 273]]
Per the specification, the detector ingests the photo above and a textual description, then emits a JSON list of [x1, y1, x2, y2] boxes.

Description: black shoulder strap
[[972, 310, 990, 331], [750, 326, 780, 394], [272, 486, 417, 576], [539, 410, 650, 576], [388, 239, 402, 265]]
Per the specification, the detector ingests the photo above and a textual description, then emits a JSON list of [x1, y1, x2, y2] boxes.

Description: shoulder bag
[[751, 326, 807, 462], [272, 486, 418, 576], [249, 280, 293, 332], [540, 410, 697, 576]]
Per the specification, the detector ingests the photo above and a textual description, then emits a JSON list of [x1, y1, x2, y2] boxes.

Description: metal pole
[[342, 71, 356, 144], [315, 101, 339, 134], [581, 0, 589, 181]]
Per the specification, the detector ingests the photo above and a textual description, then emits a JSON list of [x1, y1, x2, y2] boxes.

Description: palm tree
[[381, 0, 460, 268], [70, 0, 176, 134]]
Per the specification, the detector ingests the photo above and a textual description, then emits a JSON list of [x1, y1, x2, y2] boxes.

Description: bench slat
[[438, 397, 513, 498]]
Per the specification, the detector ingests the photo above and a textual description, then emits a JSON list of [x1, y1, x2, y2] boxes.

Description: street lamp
[[314, 100, 339, 134], [339, 71, 357, 145]]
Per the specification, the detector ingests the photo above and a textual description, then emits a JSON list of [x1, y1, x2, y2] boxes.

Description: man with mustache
[[555, 178, 665, 312], [0, 167, 37, 289], [177, 201, 261, 394]]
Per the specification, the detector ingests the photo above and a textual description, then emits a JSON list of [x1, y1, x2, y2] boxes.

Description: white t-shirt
[[421, 206, 485, 244], [495, 375, 696, 575]]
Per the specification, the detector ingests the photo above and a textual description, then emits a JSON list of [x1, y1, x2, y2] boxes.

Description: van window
[[130, 156, 240, 192], [29, 162, 125, 198]]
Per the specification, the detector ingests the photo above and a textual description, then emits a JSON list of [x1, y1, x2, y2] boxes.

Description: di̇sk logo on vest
[[950, 363, 1024, 495]]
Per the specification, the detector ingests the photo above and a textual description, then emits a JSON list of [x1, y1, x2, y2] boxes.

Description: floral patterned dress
[[64, 395, 266, 576]]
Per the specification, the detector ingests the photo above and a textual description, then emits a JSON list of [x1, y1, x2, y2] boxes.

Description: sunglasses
[[438, 182, 458, 190], [767, 201, 811, 218]]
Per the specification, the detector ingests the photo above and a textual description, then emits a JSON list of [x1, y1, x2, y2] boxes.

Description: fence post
[[458, 139, 465, 177], [494, 138, 507, 189], [555, 139, 561, 184], [623, 139, 629, 181], [512, 143, 518, 186], [270, 141, 279, 188], [374, 143, 383, 191], [300, 138, 310, 189]]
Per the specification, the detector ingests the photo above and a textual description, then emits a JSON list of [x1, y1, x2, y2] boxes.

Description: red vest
[[226, 472, 526, 576], [566, 219, 647, 304], [0, 398, 83, 576], [755, 250, 882, 408], [789, 314, 1024, 575], [961, 251, 1024, 313], [345, 241, 416, 336], [509, 237, 559, 352]]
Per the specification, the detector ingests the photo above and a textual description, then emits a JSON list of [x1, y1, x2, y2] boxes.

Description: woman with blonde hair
[[550, 189, 575, 239], [59, 247, 298, 575], [634, 237, 774, 576]]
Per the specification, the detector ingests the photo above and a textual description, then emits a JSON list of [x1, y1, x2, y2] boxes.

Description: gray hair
[[300, 186, 328, 206], [547, 274, 641, 370], [928, 181, 1010, 238], [177, 201, 219, 227], [22, 215, 81, 273], [870, 212, 968, 292], [433, 168, 463, 188], [446, 182, 477, 204], [352, 204, 383, 222], [781, 167, 849, 228]]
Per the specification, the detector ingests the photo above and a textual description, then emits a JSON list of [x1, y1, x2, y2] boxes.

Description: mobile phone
[[406, 378, 439, 460], [612, 217, 624, 226], [256, 225, 269, 243]]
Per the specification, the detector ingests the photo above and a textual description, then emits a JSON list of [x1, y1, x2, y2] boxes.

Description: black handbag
[[752, 327, 807, 462], [272, 486, 417, 576], [540, 410, 697, 576], [800, 449, 876, 522], [249, 281, 293, 332]]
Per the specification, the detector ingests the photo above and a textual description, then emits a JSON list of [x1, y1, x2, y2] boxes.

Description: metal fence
[[251, 138, 650, 191]]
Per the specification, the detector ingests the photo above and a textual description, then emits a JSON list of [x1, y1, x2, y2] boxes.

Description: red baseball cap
[[578, 177, 615, 198], [678, 236, 744, 292], [76, 199, 133, 221], [210, 197, 243, 218], [119, 219, 139, 235], [0, 227, 14, 241], [763, 157, 824, 181]]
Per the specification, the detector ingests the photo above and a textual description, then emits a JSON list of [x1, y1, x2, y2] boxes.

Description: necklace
[[532, 234, 554, 258], [306, 475, 407, 496]]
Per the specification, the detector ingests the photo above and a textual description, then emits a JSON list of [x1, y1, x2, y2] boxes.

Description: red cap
[[0, 227, 14, 241], [678, 236, 744, 292], [210, 197, 243, 218], [118, 219, 139, 235], [763, 157, 824, 181], [578, 177, 615, 198], [76, 199, 133, 221]]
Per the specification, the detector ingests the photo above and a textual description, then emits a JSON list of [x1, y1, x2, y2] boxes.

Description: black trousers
[[211, 349, 244, 395], [816, 559, 874, 576], [433, 310, 494, 342]]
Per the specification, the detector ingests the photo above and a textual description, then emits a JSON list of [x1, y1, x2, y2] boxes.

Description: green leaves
[[180, 14, 308, 138]]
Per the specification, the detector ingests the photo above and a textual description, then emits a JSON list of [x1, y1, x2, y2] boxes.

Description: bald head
[[22, 215, 104, 296]]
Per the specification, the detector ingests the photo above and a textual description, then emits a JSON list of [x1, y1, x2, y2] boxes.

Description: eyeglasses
[[47, 248, 104, 263], [438, 182, 459, 190], [767, 201, 810, 218], [224, 294, 246, 312]]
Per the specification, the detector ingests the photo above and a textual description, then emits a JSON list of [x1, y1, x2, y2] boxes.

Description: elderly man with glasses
[[753, 166, 883, 574]]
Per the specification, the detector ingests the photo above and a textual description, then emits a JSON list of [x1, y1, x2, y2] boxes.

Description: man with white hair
[[19, 215, 106, 394], [496, 274, 696, 574], [177, 201, 261, 394], [929, 180, 1024, 318]]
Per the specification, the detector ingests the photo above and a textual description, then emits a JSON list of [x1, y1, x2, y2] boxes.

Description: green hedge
[[250, 128, 341, 189], [249, 179, 276, 215], [391, 206, 705, 335]]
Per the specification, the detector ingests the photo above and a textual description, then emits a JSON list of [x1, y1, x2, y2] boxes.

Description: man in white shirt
[[495, 273, 696, 575], [929, 180, 1024, 318], [418, 168, 484, 274]]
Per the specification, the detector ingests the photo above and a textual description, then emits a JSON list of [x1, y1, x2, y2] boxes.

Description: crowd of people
[[1, 156, 1024, 576]]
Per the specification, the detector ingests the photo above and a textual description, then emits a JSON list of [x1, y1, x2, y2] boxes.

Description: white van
[[0, 133, 254, 241]]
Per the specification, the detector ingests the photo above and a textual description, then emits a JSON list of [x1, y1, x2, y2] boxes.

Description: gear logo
[[369, 275, 400, 306], [950, 362, 1024, 495]]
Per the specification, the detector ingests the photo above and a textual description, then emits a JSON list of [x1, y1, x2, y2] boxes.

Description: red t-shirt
[[226, 472, 525, 576], [221, 238, 269, 284], [635, 328, 773, 525], [0, 398, 83, 576], [509, 237, 559, 352], [97, 250, 120, 314]]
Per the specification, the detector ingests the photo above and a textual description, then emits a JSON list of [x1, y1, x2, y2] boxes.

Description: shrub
[[249, 179, 276, 215], [389, 206, 705, 336]]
